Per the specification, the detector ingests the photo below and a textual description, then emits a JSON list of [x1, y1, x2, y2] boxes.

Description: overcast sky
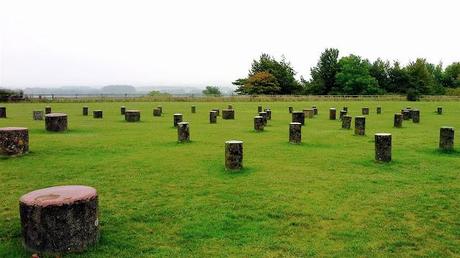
[[1, 0, 459, 89]]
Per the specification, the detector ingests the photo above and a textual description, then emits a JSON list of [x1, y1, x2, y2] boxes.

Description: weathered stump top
[[226, 140, 243, 144], [45, 113, 67, 118], [20, 185, 97, 207], [126, 110, 140, 113], [375, 133, 391, 137], [0, 127, 28, 131]]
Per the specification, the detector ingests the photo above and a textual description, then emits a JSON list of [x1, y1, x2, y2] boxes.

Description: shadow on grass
[[429, 148, 460, 157]]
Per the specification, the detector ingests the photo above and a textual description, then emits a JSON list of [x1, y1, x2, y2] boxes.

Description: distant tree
[[234, 54, 301, 94], [202, 86, 222, 96], [307, 48, 340, 94], [443, 62, 460, 88], [235, 71, 281, 95], [148, 90, 171, 97], [335, 55, 381, 95], [405, 58, 435, 96], [388, 61, 410, 93], [369, 58, 391, 92]]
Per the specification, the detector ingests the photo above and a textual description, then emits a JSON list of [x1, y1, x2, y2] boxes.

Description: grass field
[[0, 101, 459, 257]]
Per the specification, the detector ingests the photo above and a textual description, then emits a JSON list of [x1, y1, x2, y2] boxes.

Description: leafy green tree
[[405, 58, 435, 95], [148, 90, 171, 97], [388, 61, 410, 93], [369, 58, 391, 92], [235, 71, 281, 95], [234, 54, 300, 94], [202, 86, 222, 96], [307, 48, 340, 94], [443, 62, 460, 88], [334, 55, 381, 95]]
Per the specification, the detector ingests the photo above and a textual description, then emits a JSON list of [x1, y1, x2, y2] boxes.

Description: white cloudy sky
[[1, 0, 459, 88]]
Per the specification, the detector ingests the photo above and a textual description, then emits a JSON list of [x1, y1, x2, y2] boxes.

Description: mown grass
[[0, 101, 459, 257]]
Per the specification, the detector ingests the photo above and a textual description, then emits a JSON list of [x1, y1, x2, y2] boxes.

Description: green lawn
[[0, 101, 459, 257]]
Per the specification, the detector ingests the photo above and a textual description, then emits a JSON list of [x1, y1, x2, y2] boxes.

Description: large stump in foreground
[[125, 110, 141, 122], [225, 140, 243, 171], [45, 113, 68, 132], [439, 127, 454, 151], [289, 122, 301, 144], [222, 109, 235, 120], [375, 133, 392, 162], [0, 127, 29, 156], [19, 185, 99, 254], [177, 122, 190, 142], [0, 107, 6, 118]]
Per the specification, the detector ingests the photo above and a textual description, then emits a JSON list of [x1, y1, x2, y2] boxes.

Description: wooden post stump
[[342, 115, 352, 129], [376, 107, 382, 114], [339, 110, 347, 120], [288, 107, 293, 113], [153, 108, 162, 117], [93, 110, 103, 119], [191, 105, 196, 113], [394, 113, 403, 128], [33, 111, 44, 120], [45, 106, 52, 114], [402, 109, 411, 120], [225, 140, 243, 170], [222, 109, 235, 120], [125, 110, 140, 122], [258, 106, 262, 113], [212, 108, 220, 116], [354, 116, 366, 135], [82, 106, 89, 116], [0, 107, 6, 118], [177, 122, 190, 142], [329, 108, 336, 120], [265, 109, 272, 120], [437, 107, 443, 115], [292, 111, 305, 125], [304, 109, 314, 119], [0, 127, 29, 156], [173, 113, 183, 127], [120, 106, 126, 115], [209, 111, 218, 124], [19, 185, 99, 254], [289, 122, 301, 144], [439, 127, 454, 151], [412, 109, 420, 123], [254, 116, 264, 131], [259, 112, 268, 126], [375, 133, 392, 162], [45, 113, 68, 132], [362, 107, 369, 115]]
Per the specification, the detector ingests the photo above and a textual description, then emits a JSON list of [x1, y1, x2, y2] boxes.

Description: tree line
[[233, 49, 460, 100]]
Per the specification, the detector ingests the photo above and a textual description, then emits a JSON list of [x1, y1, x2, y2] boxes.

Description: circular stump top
[[20, 185, 97, 207], [375, 133, 391, 137], [226, 140, 243, 144], [174, 113, 183, 116], [126, 110, 140, 113], [45, 113, 67, 118], [0, 127, 28, 131]]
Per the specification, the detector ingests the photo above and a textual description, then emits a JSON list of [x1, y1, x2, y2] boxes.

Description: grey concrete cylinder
[[376, 107, 382, 114], [173, 113, 183, 127], [191, 105, 196, 113], [254, 116, 264, 131], [33, 111, 44, 120], [0, 127, 29, 156], [93, 110, 103, 119], [153, 108, 162, 117], [339, 110, 347, 120], [342, 115, 352, 129], [125, 110, 140, 122], [289, 122, 301, 144], [375, 133, 392, 162], [259, 112, 268, 126], [258, 106, 262, 113], [437, 107, 443, 115], [362, 107, 369, 115], [394, 113, 403, 128], [439, 127, 454, 151], [265, 109, 272, 120], [225, 140, 243, 170], [354, 116, 366, 135], [222, 109, 235, 120], [19, 185, 99, 254], [288, 106, 293, 113], [120, 106, 126, 115], [45, 106, 52, 114], [329, 108, 336, 120], [292, 111, 305, 125], [412, 109, 420, 123], [82, 106, 89, 116], [209, 111, 217, 124], [45, 113, 68, 132], [177, 122, 190, 142], [0, 107, 6, 118]]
